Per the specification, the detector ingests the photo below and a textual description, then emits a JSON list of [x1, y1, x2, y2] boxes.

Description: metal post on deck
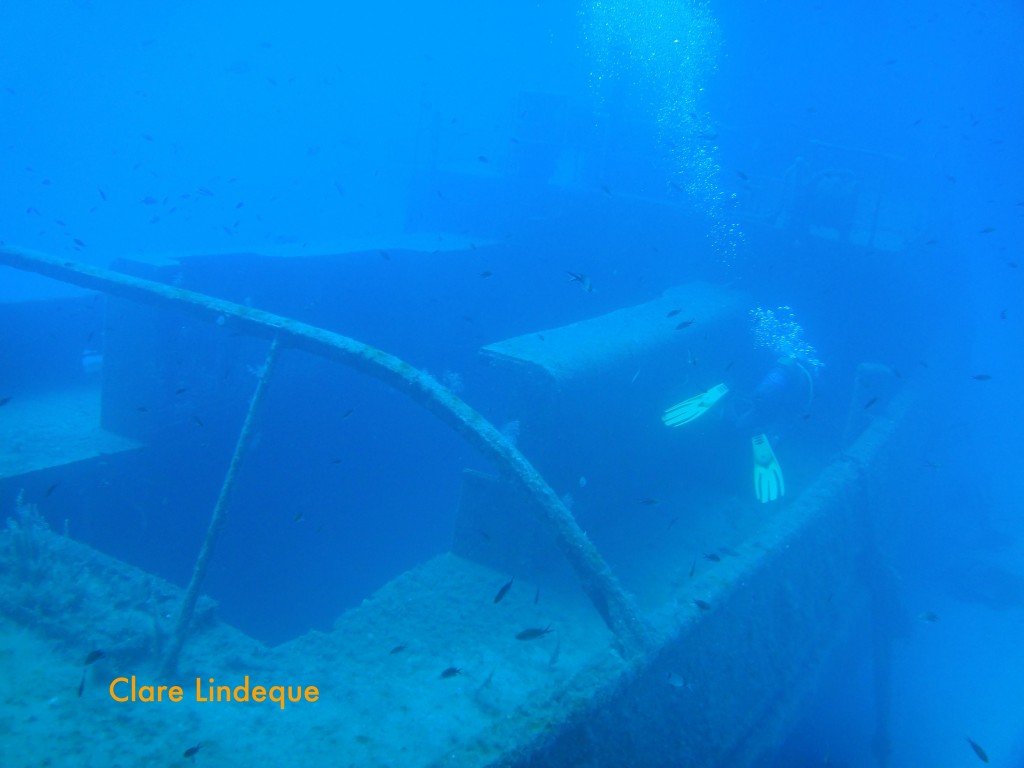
[[160, 337, 281, 677], [0, 246, 654, 657]]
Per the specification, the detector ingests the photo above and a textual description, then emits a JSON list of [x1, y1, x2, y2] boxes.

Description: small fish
[[440, 666, 462, 678], [675, 319, 695, 330], [479, 270, 493, 278], [567, 271, 593, 293], [175, 387, 188, 395], [917, 611, 939, 622], [191, 414, 204, 427], [184, 744, 202, 760], [77, 650, 106, 697], [979, 227, 996, 234], [341, 408, 354, 420], [965, 737, 989, 763], [478, 669, 495, 689], [636, 497, 660, 506], [533, 585, 540, 604], [864, 397, 879, 409], [477, 155, 488, 163], [0, 397, 10, 407], [515, 625, 553, 640], [688, 558, 695, 578], [971, 374, 992, 381], [999, 309, 1007, 320], [73, 238, 86, 248], [547, 633, 561, 667], [98, 188, 107, 201], [666, 309, 682, 318], [493, 576, 514, 604], [141, 196, 158, 205], [704, 552, 721, 562], [44, 483, 60, 497], [693, 598, 711, 611], [736, 170, 749, 180], [389, 644, 407, 654], [293, 511, 304, 523]]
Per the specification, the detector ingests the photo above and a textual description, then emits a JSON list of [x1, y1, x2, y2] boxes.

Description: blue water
[[1, 0, 1022, 764]]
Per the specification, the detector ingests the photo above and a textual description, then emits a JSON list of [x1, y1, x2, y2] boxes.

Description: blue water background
[[1, 1, 1022, 764]]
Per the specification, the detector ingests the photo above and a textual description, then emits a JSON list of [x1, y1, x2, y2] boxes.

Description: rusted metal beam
[[161, 337, 282, 676]]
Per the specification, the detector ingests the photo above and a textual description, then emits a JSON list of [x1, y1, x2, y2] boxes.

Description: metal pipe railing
[[0, 245, 654, 659]]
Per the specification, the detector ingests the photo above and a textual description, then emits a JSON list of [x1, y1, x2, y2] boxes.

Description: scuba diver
[[661, 307, 821, 504]]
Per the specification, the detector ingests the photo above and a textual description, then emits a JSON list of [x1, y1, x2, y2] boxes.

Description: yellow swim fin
[[752, 434, 784, 503], [662, 383, 729, 427]]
